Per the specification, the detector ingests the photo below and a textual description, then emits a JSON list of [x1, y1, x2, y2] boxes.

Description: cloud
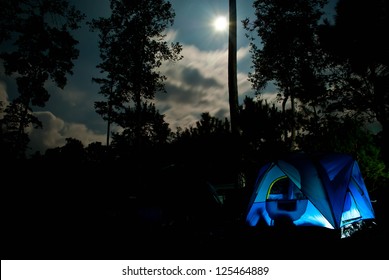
[[164, 29, 179, 42], [157, 42, 252, 130], [27, 111, 106, 154], [2, 28, 255, 154], [1, 71, 107, 155], [57, 87, 89, 107], [181, 67, 222, 89]]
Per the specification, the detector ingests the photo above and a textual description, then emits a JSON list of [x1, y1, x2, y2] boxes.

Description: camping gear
[[245, 152, 375, 236]]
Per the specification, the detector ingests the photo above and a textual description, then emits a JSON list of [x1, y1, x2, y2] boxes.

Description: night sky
[[0, 0, 337, 154]]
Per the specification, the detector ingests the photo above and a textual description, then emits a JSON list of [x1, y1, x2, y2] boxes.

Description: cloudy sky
[[0, 0, 337, 154]]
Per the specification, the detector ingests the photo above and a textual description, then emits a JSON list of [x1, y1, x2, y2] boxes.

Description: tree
[[0, 0, 85, 158], [172, 112, 234, 184], [60, 137, 87, 163], [110, 102, 172, 156], [0, 101, 41, 159], [228, 0, 240, 136], [243, 0, 328, 150], [89, 0, 183, 148], [239, 96, 286, 161], [318, 0, 389, 165]]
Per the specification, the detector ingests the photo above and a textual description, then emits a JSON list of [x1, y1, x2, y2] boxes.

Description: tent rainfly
[[245, 152, 375, 236]]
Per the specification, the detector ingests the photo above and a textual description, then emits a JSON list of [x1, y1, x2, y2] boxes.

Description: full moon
[[213, 16, 227, 31]]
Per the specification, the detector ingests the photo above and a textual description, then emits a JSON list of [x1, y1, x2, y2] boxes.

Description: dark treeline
[[1, 0, 388, 259]]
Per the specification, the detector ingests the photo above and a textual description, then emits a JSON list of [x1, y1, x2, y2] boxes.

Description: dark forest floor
[[2, 215, 388, 260], [3, 193, 388, 260]]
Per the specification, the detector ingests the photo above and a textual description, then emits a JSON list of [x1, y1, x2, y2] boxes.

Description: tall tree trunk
[[228, 0, 244, 187], [228, 0, 239, 136]]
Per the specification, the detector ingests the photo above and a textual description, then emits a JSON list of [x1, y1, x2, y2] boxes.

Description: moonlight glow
[[213, 16, 227, 31]]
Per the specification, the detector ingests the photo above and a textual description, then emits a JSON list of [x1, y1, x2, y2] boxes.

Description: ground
[[3, 165, 388, 260]]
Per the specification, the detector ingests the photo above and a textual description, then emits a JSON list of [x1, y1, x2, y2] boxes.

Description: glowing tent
[[245, 152, 375, 235]]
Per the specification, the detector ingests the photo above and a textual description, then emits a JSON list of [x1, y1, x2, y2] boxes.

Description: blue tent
[[245, 152, 375, 233]]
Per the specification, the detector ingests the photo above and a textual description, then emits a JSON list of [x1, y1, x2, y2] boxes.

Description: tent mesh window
[[265, 177, 309, 225], [267, 177, 305, 202]]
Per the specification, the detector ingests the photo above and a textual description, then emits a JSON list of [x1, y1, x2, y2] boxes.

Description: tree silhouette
[[0, 0, 86, 159], [318, 0, 389, 165], [228, 0, 240, 136], [239, 96, 286, 163], [89, 0, 183, 149], [171, 112, 237, 185], [243, 0, 328, 150], [110, 101, 171, 160]]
